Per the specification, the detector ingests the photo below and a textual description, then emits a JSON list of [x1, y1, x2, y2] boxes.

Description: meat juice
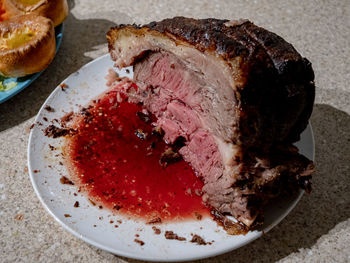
[[64, 84, 209, 222]]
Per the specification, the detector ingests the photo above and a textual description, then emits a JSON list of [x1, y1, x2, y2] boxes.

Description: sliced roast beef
[[107, 17, 315, 228]]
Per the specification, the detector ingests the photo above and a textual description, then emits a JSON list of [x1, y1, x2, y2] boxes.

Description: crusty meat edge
[[107, 17, 315, 146]]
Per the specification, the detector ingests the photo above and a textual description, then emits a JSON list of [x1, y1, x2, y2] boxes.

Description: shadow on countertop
[[197, 103, 350, 263], [0, 0, 132, 132], [117, 102, 350, 263]]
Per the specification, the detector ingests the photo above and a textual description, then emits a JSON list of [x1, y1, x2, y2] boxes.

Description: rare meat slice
[[107, 17, 315, 228]]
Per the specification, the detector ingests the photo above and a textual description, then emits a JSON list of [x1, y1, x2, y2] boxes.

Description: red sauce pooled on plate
[[64, 84, 209, 222]]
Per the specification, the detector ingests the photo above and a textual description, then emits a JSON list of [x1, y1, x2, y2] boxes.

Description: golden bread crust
[[0, 14, 55, 77]]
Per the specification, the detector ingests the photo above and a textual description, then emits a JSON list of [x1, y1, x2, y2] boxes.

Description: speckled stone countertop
[[1, 0, 349, 262]]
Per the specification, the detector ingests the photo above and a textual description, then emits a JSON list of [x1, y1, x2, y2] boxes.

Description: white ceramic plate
[[28, 54, 315, 262]]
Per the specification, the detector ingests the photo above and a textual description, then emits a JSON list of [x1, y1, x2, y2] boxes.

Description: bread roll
[[0, 14, 55, 77], [3, 0, 68, 27]]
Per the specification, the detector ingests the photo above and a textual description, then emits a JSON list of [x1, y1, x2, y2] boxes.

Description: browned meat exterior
[[108, 17, 315, 148], [107, 17, 315, 228]]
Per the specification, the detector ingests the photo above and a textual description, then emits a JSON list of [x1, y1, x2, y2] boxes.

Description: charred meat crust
[[110, 17, 309, 77], [107, 17, 315, 147], [106, 17, 315, 228]]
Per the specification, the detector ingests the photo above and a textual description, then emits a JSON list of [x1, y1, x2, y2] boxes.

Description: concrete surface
[[0, 0, 349, 262]]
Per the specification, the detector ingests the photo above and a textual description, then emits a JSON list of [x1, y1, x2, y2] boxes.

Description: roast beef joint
[[106, 17, 315, 230]]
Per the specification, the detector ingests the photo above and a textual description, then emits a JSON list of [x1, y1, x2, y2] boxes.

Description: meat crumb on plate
[[147, 217, 162, 224], [164, 231, 186, 241], [134, 239, 145, 246], [152, 226, 161, 235], [190, 234, 207, 245]]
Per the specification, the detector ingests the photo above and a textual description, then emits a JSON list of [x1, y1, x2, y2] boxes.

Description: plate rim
[[27, 53, 315, 262]]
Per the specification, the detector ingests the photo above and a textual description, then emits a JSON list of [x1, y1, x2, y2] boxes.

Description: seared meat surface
[[107, 17, 315, 228]]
